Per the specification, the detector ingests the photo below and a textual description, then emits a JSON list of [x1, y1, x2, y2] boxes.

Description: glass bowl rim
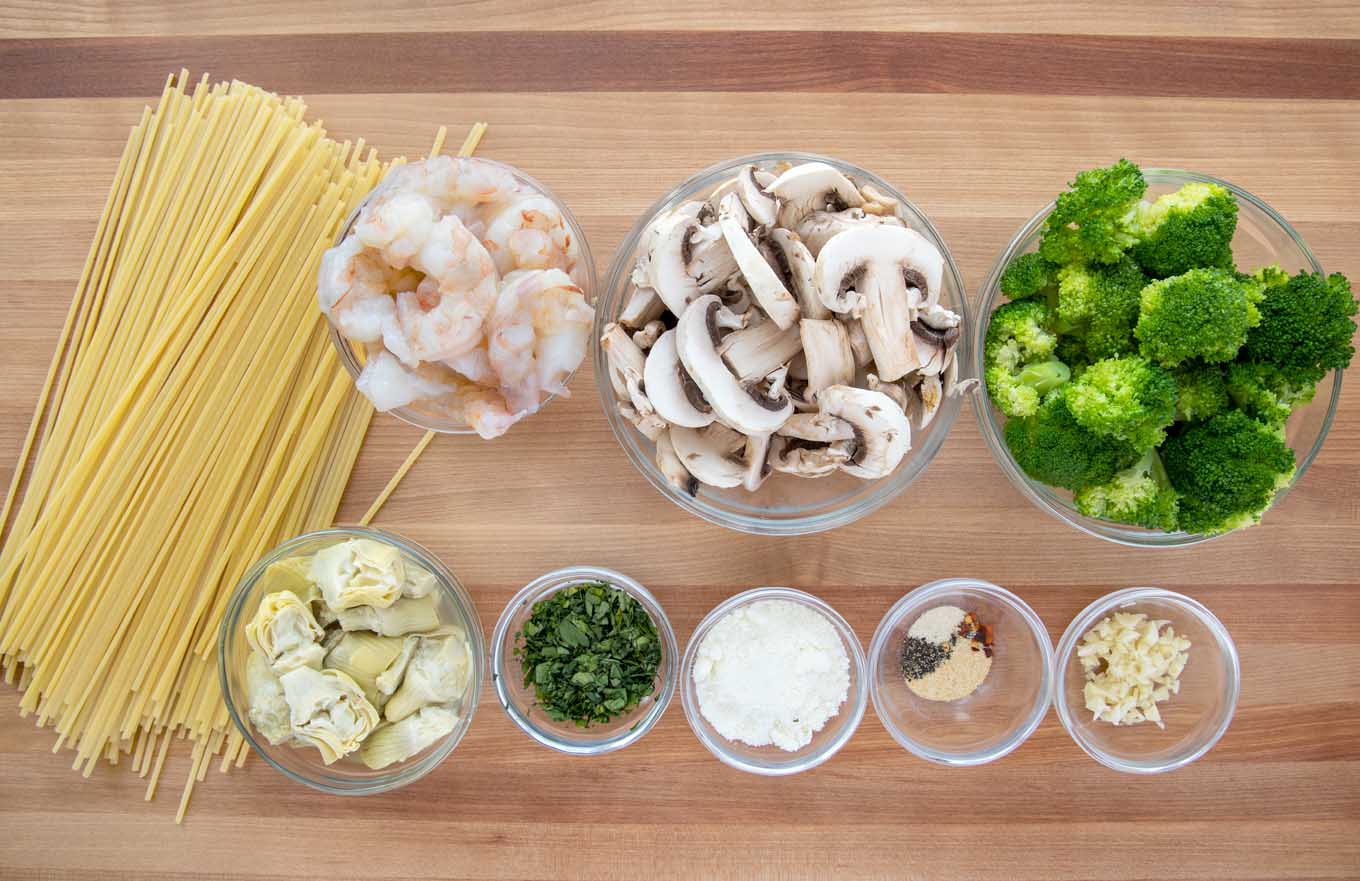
[[678, 585, 869, 776], [218, 525, 485, 795], [867, 577, 1055, 766], [593, 150, 973, 536], [327, 155, 599, 435], [489, 565, 679, 756], [1052, 585, 1241, 774], [970, 167, 1344, 548]]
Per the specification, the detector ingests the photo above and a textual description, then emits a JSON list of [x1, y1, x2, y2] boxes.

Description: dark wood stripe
[[2, 32, 1357, 100]]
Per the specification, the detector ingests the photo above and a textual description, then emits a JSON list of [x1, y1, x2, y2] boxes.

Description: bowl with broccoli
[[973, 161, 1356, 546]]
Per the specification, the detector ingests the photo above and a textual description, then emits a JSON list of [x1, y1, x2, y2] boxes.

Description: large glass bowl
[[972, 169, 1342, 547], [219, 526, 484, 795], [1054, 587, 1239, 774], [328, 157, 597, 434], [595, 152, 971, 535]]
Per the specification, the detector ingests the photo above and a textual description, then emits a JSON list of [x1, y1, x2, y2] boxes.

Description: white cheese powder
[[692, 599, 850, 752]]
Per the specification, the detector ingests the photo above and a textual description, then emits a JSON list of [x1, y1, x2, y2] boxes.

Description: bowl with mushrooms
[[595, 153, 972, 534]]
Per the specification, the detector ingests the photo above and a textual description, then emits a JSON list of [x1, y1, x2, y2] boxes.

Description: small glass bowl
[[1054, 587, 1239, 774], [595, 152, 971, 535], [869, 579, 1053, 766], [219, 526, 483, 795], [680, 587, 868, 775], [490, 566, 678, 755], [328, 156, 597, 434], [972, 169, 1342, 547]]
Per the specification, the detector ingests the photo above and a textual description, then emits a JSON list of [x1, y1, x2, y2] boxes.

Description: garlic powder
[[693, 599, 850, 752]]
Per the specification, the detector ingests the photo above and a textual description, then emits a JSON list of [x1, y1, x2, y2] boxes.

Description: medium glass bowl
[[328, 157, 597, 434], [219, 526, 484, 795], [595, 152, 971, 535], [1054, 587, 1239, 774], [680, 587, 868, 776], [869, 578, 1053, 765], [490, 566, 678, 755], [972, 169, 1342, 547]]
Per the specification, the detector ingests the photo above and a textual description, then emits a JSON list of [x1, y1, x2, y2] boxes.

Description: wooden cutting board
[[1, 3, 1357, 879]]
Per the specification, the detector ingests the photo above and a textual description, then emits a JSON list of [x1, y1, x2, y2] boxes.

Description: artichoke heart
[[324, 631, 407, 708], [311, 538, 405, 612], [402, 565, 439, 599], [376, 635, 420, 696], [246, 591, 325, 674], [337, 594, 441, 637], [360, 705, 459, 770], [384, 635, 473, 723], [257, 555, 320, 605], [279, 666, 380, 764], [245, 651, 292, 746]]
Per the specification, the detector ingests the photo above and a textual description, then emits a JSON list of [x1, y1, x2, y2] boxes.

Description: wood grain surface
[[1, 3, 1358, 880]]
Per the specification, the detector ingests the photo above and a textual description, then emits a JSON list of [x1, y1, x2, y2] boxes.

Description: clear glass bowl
[[680, 587, 868, 775], [868, 578, 1053, 765], [328, 157, 598, 434], [595, 152, 971, 535], [972, 169, 1342, 547], [1054, 587, 1239, 774], [490, 566, 678, 755], [219, 526, 483, 795]]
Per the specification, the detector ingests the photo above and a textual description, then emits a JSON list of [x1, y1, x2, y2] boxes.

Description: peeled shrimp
[[525, 270, 594, 398], [486, 272, 547, 414], [354, 189, 437, 270], [463, 386, 524, 440], [482, 195, 573, 276], [355, 351, 457, 412], [395, 215, 500, 362], [317, 236, 392, 343], [443, 345, 496, 386]]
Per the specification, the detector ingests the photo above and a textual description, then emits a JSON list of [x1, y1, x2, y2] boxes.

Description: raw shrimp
[[463, 386, 524, 440], [481, 195, 574, 275], [396, 215, 500, 362], [527, 270, 594, 397], [486, 269, 594, 407], [317, 235, 392, 343], [354, 188, 437, 269], [451, 159, 523, 206], [443, 346, 496, 386], [355, 351, 456, 412], [486, 271, 546, 414]]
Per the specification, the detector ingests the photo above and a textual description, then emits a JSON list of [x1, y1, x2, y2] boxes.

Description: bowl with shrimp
[[595, 152, 971, 535], [319, 156, 597, 438]]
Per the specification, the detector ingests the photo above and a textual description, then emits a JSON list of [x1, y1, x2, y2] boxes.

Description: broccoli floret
[[1162, 411, 1296, 535], [1055, 336, 1092, 376], [1003, 389, 1142, 491], [1243, 271, 1357, 373], [1065, 356, 1178, 451], [1252, 264, 1291, 290], [1038, 159, 1146, 266], [1171, 363, 1228, 422], [1056, 257, 1149, 359], [1126, 182, 1238, 278], [1225, 361, 1323, 427], [1135, 268, 1265, 367], [999, 252, 1058, 300], [984, 299, 1068, 418], [1074, 449, 1179, 530]]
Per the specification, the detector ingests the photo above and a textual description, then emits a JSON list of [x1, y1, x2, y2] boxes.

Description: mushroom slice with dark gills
[[813, 224, 945, 382], [768, 435, 853, 478], [736, 164, 779, 228], [909, 373, 944, 430], [909, 302, 963, 376], [795, 208, 905, 257], [718, 192, 800, 329], [654, 429, 699, 496], [718, 318, 803, 383], [631, 319, 666, 351], [766, 228, 827, 319], [669, 422, 749, 489], [815, 384, 911, 479], [618, 285, 666, 331], [600, 321, 646, 400], [675, 294, 793, 434], [643, 329, 714, 428], [766, 161, 865, 229], [798, 318, 855, 399], [644, 208, 737, 316]]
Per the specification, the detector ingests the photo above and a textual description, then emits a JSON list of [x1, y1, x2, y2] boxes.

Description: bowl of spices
[[679, 587, 868, 775], [868, 578, 1053, 765], [491, 566, 678, 755], [1054, 587, 1239, 774]]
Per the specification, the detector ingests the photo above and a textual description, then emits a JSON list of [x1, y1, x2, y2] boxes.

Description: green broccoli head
[[1242, 271, 1357, 373], [1252, 264, 1291, 290], [999, 252, 1058, 300], [1074, 449, 1179, 530], [1055, 335, 1093, 377], [1135, 267, 1265, 367], [1065, 355, 1178, 451], [1003, 389, 1142, 491], [1056, 257, 1149, 360], [1038, 159, 1146, 266], [1161, 411, 1296, 535], [1126, 182, 1238, 278], [984, 299, 1068, 418], [1225, 361, 1323, 427], [1171, 363, 1229, 422]]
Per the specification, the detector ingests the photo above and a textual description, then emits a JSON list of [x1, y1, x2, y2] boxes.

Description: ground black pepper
[[899, 635, 950, 680]]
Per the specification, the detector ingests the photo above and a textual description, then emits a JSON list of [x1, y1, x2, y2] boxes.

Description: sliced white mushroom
[[655, 428, 699, 496], [719, 319, 803, 383], [768, 435, 853, 478], [632, 319, 666, 351], [795, 208, 905, 257], [741, 432, 773, 492], [910, 373, 943, 430], [646, 211, 736, 316], [675, 295, 793, 434], [910, 305, 962, 376], [767, 228, 827, 320], [866, 373, 912, 412], [767, 161, 865, 229], [736, 164, 779, 227], [719, 275, 755, 315], [813, 224, 945, 382], [776, 412, 856, 443], [618, 401, 667, 441], [798, 318, 855, 398], [717, 192, 800, 330], [816, 384, 911, 479], [787, 351, 809, 381], [669, 423, 747, 489], [643, 329, 714, 428], [619, 286, 666, 332], [600, 322, 646, 400], [844, 317, 874, 368]]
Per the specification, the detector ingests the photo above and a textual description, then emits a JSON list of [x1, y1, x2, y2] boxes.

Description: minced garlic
[[1077, 611, 1190, 728]]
